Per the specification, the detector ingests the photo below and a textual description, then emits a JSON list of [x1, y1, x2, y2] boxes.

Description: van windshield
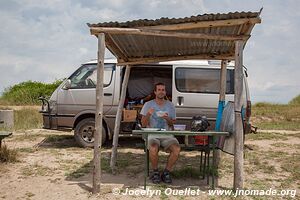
[[175, 68, 234, 94], [69, 64, 115, 88]]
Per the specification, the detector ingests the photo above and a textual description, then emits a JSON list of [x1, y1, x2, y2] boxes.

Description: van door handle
[[104, 93, 112, 96], [177, 96, 184, 106]]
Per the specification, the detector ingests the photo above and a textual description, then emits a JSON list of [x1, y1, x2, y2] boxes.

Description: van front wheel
[[74, 118, 107, 148]]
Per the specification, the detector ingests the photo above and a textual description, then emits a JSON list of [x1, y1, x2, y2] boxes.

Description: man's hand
[[141, 107, 154, 127], [160, 112, 169, 119], [147, 108, 155, 116], [161, 113, 175, 126]]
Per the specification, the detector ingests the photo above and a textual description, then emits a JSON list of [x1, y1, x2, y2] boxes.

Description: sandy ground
[[0, 129, 299, 200]]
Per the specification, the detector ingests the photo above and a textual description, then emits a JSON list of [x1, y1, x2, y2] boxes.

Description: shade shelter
[[88, 10, 261, 193]]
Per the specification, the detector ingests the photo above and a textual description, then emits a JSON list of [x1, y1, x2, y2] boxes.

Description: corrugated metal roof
[[88, 11, 260, 28], [88, 10, 261, 64]]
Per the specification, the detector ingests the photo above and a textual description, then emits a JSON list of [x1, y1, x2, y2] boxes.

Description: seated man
[[140, 82, 181, 184]]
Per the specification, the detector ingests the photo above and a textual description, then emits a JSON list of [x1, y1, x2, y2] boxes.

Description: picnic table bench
[[0, 120, 12, 147]]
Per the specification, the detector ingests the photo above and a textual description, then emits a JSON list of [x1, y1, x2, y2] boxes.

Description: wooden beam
[[117, 53, 234, 65], [140, 18, 261, 31], [219, 60, 227, 102], [93, 33, 105, 194], [234, 40, 244, 190], [106, 34, 129, 61], [215, 60, 227, 130], [214, 60, 227, 186], [90, 27, 249, 41], [110, 65, 131, 172]]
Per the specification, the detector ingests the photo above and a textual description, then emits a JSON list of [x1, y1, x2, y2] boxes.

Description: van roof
[[84, 58, 234, 67]]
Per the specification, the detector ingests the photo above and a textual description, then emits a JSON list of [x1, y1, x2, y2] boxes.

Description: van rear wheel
[[74, 118, 107, 148]]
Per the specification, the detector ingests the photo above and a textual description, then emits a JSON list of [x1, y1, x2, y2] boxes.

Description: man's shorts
[[148, 136, 180, 152]]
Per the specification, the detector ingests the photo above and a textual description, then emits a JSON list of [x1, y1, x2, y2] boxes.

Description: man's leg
[[148, 141, 161, 184], [165, 144, 181, 171], [149, 143, 159, 170], [160, 141, 180, 184]]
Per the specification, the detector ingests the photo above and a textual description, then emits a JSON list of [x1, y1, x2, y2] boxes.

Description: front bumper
[[41, 113, 58, 129], [38, 97, 58, 129]]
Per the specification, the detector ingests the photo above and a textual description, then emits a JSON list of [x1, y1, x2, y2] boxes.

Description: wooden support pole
[[110, 65, 131, 172], [220, 60, 228, 101], [234, 40, 244, 190], [216, 60, 227, 130], [213, 60, 227, 186], [93, 33, 105, 194]]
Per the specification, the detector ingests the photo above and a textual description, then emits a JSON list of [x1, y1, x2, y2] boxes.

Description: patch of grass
[[219, 154, 234, 176], [171, 166, 203, 179], [66, 162, 91, 178], [21, 163, 55, 177], [25, 191, 35, 198], [252, 103, 300, 131], [262, 150, 289, 160], [108, 152, 143, 174], [39, 134, 79, 148], [250, 179, 269, 190], [245, 151, 277, 175], [246, 132, 289, 141], [101, 154, 112, 173], [13, 133, 44, 142], [270, 143, 290, 148], [279, 177, 293, 189], [0, 144, 18, 163], [44, 135, 74, 143], [14, 108, 43, 130], [18, 147, 38, 153], [252, 103, 300, 120], [281, 153, 300, 181], [152, 185, 169, 200], [117, 154, 134, 168], [64, 152, 145, 179], [261, 161, 276, 174], [245, 152, 261, 174], [64, 156, 112, 179], [289, 133, 300, 139], [255, 122, 300, 130]]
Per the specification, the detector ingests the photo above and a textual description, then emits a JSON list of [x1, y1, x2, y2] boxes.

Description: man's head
[[154, 82, 166, 100]]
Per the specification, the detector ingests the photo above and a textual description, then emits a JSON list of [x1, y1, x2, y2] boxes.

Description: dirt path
[[0, 129, 299, 199]]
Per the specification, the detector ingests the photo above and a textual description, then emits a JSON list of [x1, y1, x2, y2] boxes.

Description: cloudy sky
[[0, 0, 299, 103]]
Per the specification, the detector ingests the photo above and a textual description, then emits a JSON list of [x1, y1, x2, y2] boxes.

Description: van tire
[[74, 118, 107, 148]]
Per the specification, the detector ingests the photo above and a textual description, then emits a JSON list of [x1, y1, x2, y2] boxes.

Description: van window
[[175, 68, 234, 94], [69, 64, 115, 89]]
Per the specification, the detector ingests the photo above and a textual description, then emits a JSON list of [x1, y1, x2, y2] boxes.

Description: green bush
[[289, 94, 300, 105], [0, 80, 63, 105]]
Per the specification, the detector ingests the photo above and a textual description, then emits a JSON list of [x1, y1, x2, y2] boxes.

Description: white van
[[39, 59, 252, 147]]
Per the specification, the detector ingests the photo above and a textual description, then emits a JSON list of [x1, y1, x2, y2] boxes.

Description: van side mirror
[[243, 66, 248, 77], [62, 79, 71, 90]]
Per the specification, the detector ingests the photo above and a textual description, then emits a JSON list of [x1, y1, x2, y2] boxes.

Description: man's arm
[[141, 113, 151, 127], [140, 104, 154, 127]]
